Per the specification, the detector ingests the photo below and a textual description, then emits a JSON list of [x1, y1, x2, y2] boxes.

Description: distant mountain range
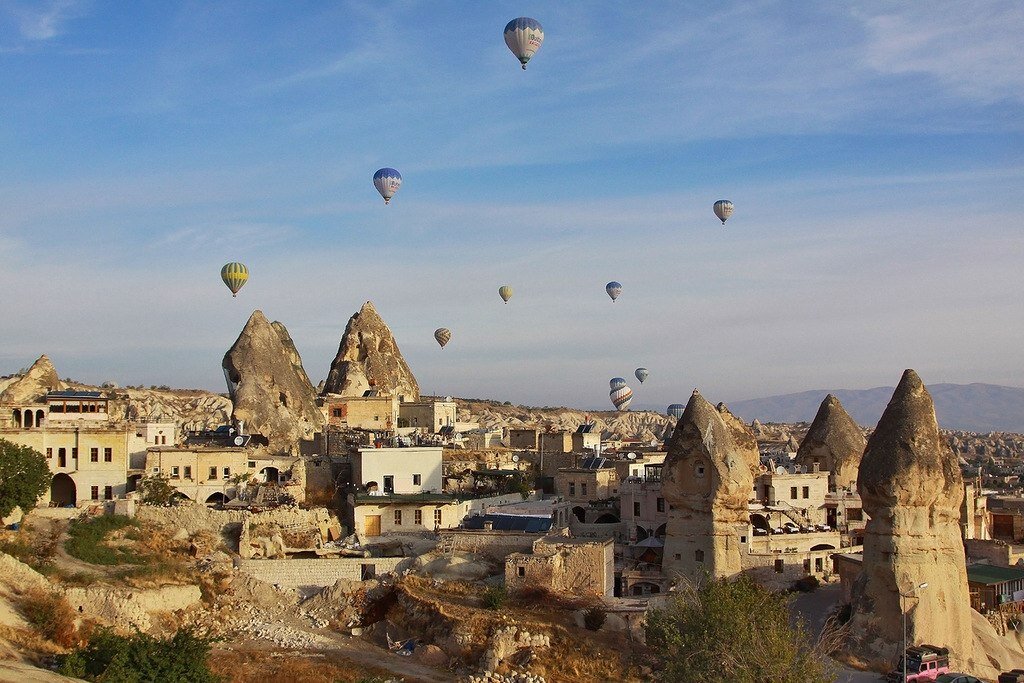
[[726, 383, 1024, 433]]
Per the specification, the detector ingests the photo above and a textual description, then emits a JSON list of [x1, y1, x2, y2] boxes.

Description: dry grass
[[208, 648, 393, 683], [15, 589, 79, 648]]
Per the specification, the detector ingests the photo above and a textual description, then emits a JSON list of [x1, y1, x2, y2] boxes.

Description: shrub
[[791, 575, 820, 593], [65, 515, 139, 565], [583, 606, 607, 631], [138, 474, 178, 507], [58, 627, 220, 682], [482, 585, 507, 610], [19, 588, 78, 647]]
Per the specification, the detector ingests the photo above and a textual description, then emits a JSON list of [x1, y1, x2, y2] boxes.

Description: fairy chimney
[[796, 394, 866, 491]]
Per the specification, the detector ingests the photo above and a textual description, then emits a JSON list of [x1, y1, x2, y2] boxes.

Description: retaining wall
[[236, 557, 412, 591]]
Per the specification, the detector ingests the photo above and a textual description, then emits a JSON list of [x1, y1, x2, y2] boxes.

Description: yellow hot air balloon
[[498, 285, 513, 304], [221, 262, 249, 297]]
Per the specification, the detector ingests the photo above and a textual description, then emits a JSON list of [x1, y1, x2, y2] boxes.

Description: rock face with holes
[[661, 390, 754, 580], [0, 355, 62, 403], [846, 370, 977, 670], [222, 310, 324, 452], [321, 301, 419, 401], [795, 394, 866, 491], [716, 402, 762, 480]]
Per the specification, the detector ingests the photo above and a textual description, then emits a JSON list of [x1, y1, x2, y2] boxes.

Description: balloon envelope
[[373, 168, 402, 204], [635, 367, 649, 383], [667, 403, 686, 419], [434, 328, 451, 348], [610, 377, 627, 390], [713, 199, 734, 225], [504, 17, 544, 69], [610, 385, 633, 411], [498, 285, 513, 303], [220, 262, 249, 297], [606, 281, 622, 301]]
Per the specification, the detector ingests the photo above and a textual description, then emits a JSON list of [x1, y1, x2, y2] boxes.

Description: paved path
[[789, 583, 884, 682]]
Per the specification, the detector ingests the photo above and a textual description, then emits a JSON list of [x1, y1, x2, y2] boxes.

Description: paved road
[[789, 584, 884, 682]]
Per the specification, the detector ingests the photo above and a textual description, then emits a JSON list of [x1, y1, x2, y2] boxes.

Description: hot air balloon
[[667, 404, 686, 419], [606, 281, 622, 302], [498, 285, 513, 304], [610, 385, 633, 411], [609, 377, 627, 390], [635, 367, 649, 384], [373, 168, 402, 204], [434, 328, 451, 349], [713, 199, 734, 226], [220, 262, 249, 298], [504, 17, 544, 70]]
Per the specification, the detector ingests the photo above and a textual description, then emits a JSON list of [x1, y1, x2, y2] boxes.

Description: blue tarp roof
[[462, 514, 552, 533]]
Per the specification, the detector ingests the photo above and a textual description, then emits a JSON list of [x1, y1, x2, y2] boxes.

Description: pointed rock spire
[[796, 394, 866, 491], [322, 301, 419, 400], [0, 355, 62, 403], [716, 401, 762, 479]]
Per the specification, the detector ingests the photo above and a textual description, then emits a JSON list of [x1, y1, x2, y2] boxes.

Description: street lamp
[[899, 582, 929, 683]]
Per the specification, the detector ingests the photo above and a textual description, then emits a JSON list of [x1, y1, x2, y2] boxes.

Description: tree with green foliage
[[137, 473, 178, 506], [645, 574, 834, 683], [58, 627, 220, 682], [0, 438, 51, 518]]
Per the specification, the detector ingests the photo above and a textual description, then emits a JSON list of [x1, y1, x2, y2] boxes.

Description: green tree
[[137, 473, 177, 506], [58, 627, 220, 682], [645, 574, 834, 683], [0, 438, 51, 518]]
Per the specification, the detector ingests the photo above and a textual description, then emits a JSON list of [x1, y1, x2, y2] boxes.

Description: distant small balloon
[[606, 281, 622, 302], [504, 17, 544, 70], [373, 168, 402, 204], [635, 367, 649, 384], [610, 377, 627, 390], [610, 385, 633, 411], [713, 199, 734, 226], [221, 262, 249, 298], [498, 285, 513, 304], [434, 328, 451, 349], [667, 404, 686, 419]]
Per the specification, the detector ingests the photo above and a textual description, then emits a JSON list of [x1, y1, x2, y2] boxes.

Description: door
[[364, 515, 381, 537], [383, 475, 394, 494]]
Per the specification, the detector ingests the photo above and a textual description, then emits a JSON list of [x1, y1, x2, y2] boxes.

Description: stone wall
[[441, 530, 541, 562], [965, 538, 1024, 567], [236, 557, 412, 591]]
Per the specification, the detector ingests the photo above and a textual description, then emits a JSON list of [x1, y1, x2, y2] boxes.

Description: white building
[[354, 446, 443, 494]]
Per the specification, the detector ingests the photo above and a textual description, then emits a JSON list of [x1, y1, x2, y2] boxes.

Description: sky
[[1, 1, 1022, 411]]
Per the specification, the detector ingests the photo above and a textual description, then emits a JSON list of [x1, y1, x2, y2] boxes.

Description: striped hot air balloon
[[610, 377, 627, 390], [504, 17, 544, 70], [498, 285, 513, 303], [713, 199, 734, 226], [434, 328, 451, 349], [220, 262, 249, 298], [667, 404, 686, 419], [635, 367, 649, 384], [610, 385, 633, 411], [606, 281, 622, 302], [373, 168, 402, 204]]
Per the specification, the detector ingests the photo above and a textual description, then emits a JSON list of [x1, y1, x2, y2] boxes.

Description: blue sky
[[1, 1, 1022, 411]]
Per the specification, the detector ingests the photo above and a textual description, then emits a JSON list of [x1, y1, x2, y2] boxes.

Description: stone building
[[505, 531, 614, 597], [398, 400, 456, 433], [143, 447, 300, 504], [322, 391, 399, 431]]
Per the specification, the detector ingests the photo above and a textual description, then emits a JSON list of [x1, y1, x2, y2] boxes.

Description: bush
[[791, 575, 820, 593], [65, 515, 139, 565], [19, 588, 78, 647], [583, 606, 607, 631], [138, 474, 178, 506], [482, 585, 507, 610], [0, 439, 51, 518], [58, 627, 220, 682]]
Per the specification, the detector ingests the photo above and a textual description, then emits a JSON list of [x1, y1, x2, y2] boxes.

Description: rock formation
[[222, 311, 324, 452], [662, 390, 753, 580], [0, 355, 62, 403], [321, 301, 419, 401], [796, 394, 866, 491], [716, 402, 762, 479], [846, 370, 975, 669]]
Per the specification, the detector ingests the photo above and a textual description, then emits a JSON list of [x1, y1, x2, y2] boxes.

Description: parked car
[[998, 669, 1024, 683], [753, 528, 768, 536], [885, 644, 950, 682], [936, 674, 981, 683], [782, 522, 800, 534]]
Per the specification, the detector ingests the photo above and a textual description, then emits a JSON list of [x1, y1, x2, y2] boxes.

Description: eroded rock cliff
[[0, 355, 62, 403], [796, 394, 866, 491]]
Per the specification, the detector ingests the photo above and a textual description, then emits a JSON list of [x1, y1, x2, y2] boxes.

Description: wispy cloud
[[8, 0, 83, 40], [154, 222, 297, 251]]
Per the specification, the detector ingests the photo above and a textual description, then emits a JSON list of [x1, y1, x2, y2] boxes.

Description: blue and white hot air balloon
[[635, 367, 649, 384], [713, 199, 734, 226], [373, 168, 402, 204], [504, 17, 544, 70], [667, 404, 686, 419], [610, 377, 627, 391], [610, 385, 633, 411], [606, 281, 622, 302]]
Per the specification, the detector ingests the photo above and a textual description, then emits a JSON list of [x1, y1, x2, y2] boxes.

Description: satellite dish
[[627, 452, 637, 460], [233, 436, 245, 447], [512, 454, 520, 463]]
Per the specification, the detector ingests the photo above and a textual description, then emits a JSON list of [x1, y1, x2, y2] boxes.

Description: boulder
[[321, 301, 419, 400], [0, 355, 62, 403], [222, 311, 324, 452], [662, 390, 753, 579], [796, 394, 866, 491]]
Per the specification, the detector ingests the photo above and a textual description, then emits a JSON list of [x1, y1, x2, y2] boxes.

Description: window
[[790, 486, 798, 500], [223, 467, 231, 478], [332, 408, 342, 417], [518, 566, 525, 577], [104, 447, 112, 462], [374, 415, 379, 421], [394, 509, 402, 526], [847, 508, 863, 521], [695, 550, 704, 562], [656, 497, 665, 512], [46, 448, 52, 458], [633, 502, 641, 517], [802, 486, 809, 499], [568, 483, 575, 496], [209, 467, 217, 480], [803, 559, 812, 573], [72, 447, 78, 459], [414, 510, 422, 525], [413, 474, 421, 486], [774, 559, 784, 573], [581, 483, 588, 496], [90, 486, 99, 500], [152, 467, 160, 473], [184, 466, 192, 479], [674, 553, 681, 561], [104, 486, 113, 500], [434, 508, 442, 527], [695, 464, 705, 478], [248, 461, 256, 468], [90, 448, 99, 462], [171, 466, 180, 479], [740, 536, 747, 543]]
